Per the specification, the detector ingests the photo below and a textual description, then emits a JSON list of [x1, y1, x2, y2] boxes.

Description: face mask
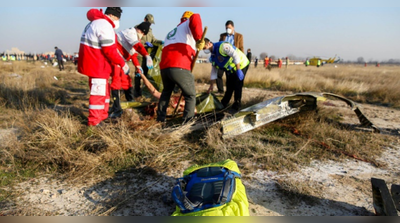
[[204, 49, 211, 54], [226, 28, 233, 34], [113, 20, 120, 30]]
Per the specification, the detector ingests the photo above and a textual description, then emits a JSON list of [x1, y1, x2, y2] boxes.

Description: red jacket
[[116, 40, 147, 66], [78, 9, 125, 78], [131, 53, 140, 67], [160, 14, 203, 71]]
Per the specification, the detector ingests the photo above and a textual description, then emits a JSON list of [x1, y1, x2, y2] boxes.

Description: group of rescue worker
[[263, 56, 290, 69], [1, 53, 44, 61], [77, 7, 250, 126]]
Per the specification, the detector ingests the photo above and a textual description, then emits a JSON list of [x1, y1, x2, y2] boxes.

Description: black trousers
[[124, 87, 134, 101], [134, 58, 148, 97], [57, 59, 64, 71], [220, 65, 249, 110], [216, 69, 225, 93]]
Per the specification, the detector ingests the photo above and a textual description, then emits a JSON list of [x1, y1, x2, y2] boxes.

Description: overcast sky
[[1, 5, 399, 61]]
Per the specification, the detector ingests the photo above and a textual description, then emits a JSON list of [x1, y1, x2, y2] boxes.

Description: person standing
[[305, 58, 310, 67], [216, 20, 244, 94], [285, 57, 289, 68], [254, 57, 258, 68], [54, 47, 65, 71], [78, 7, 129, 126], [317, 59, 321, 68], [156, 11, 204, 124], [109, 23, 153, 118], [203, 38, 249, 111], [278, 58, 282, 68], [134, 14, 163, 98], [246, 48, 252, 69], [73, 53, 79, 66], [264, 55, 269, 68]]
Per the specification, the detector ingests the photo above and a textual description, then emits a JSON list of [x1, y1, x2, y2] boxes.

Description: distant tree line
[[354, 57, 400, 64], [256, 52, 400, 64]]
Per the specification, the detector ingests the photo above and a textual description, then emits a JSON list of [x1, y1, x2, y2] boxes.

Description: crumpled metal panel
[[221, 92, 379, 138], [321, 92, 379, 132], [371, 178, 399, 216], [391, 184, 400, 212]]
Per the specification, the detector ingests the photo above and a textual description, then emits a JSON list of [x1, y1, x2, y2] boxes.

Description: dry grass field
[[194, 63, 400, 108], [0, 61, 399, 216]]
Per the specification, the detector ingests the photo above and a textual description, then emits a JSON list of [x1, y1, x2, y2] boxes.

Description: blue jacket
[[55, 49, 64, 60], [210, 41, 249, 72]]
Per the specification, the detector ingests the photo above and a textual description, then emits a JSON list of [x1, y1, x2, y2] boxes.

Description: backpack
[[171, 166, 241, 214]]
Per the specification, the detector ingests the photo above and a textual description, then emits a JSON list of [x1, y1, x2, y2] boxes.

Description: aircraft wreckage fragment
[[220, 92, 380, 138]]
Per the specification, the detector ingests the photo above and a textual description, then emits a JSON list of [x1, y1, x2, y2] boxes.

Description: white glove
[[122, 63, 130, 75], [146, 55, 154, 69], [135, 66, 144, 77]]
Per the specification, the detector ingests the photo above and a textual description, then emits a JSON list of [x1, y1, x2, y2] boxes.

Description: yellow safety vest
[[213, 42, 249, 71]]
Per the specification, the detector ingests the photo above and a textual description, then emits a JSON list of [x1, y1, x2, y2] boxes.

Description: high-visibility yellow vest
[[211, 42, 249, 72]]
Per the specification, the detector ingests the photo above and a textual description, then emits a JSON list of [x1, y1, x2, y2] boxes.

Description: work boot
[[182, 117, 195, 125], [232, 101, 241, 111], [221, 98, 229, 109], [109, 109, 123, 118], [109, 90, 123, 118], [108, 106, 114, 114]]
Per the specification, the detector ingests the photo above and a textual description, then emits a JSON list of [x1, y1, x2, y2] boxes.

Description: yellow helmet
[[181, 11, 194, 19]]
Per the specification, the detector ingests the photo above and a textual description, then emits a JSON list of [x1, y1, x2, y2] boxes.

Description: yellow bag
[[171, 159, 249, 216]]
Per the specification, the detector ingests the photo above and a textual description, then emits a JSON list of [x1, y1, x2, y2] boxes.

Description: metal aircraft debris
[[220, 92, 379, 138]]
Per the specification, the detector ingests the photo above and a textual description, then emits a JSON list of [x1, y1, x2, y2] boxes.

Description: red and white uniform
[[78, 8, 125, 126], [111, 28, 149, 91], [160, 14, 203, 71]]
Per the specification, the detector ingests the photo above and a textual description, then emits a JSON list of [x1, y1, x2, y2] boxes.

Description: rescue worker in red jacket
[[109, 22, 153, 118], [156, 11, 204, 124], [264, 56, 269, 68], [78, 7, 130, 126]]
